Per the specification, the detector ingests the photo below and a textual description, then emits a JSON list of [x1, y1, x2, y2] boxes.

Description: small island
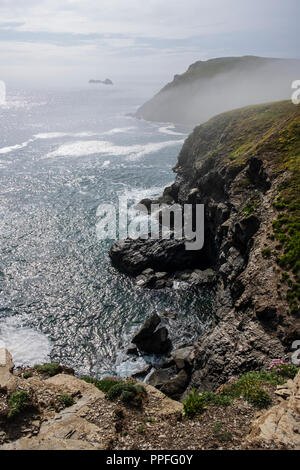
[[89, 78, 113, 85]]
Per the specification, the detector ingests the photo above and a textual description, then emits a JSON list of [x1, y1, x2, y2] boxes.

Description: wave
[[45, 139, 184, 160], [101, 126, 137, 135], [158, 124, 187, 136], [0, 128, 140, 155], [34, 131, 99, 139], [0, 317, 51, 367], [120, 183, 172, 203], [0, 99, 47, 110], [0, 139, 34, 154]]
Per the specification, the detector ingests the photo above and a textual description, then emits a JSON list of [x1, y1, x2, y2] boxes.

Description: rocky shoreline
[[110, 101, 300, 398]]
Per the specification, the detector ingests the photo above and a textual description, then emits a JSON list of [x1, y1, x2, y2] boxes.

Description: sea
[[0, 83, 212, 378]]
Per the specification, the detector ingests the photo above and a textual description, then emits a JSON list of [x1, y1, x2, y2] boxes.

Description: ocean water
[[0, 85, 212, 377]]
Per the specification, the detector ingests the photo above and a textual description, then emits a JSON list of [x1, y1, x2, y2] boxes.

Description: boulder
[[147, 367, 176, 388], [132, 314, 161, 343], [189, 269, 217, 286], [0, 348, 16, 393], [132, 315, 172, 355], [172, 346, 195, 369], [160, 369, 190, 399], [247, 371, 300, 449], [109, 237, 207, 276]]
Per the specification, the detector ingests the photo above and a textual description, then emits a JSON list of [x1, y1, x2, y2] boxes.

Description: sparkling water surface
[[0, 85, 212, 377]]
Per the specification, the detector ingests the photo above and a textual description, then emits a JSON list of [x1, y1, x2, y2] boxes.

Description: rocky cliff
[[111, 100, 300, 393], [136, 56, 300, 125]]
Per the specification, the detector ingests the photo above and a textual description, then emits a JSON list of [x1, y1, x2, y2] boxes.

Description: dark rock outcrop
[[132, 314, 172, 355], [110, 237, 210, 276]]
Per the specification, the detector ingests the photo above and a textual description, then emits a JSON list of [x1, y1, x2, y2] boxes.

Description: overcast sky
[[0, 0, 299, 88]]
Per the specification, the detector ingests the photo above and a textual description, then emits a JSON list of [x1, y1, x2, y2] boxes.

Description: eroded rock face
[[0, 348, 16, 393], [247, 371, 300, 449]]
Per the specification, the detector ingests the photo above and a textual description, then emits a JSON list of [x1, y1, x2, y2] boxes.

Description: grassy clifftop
[[178, 101, 300, 167]]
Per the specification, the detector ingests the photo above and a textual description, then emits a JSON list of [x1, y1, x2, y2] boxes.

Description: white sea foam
[[0, 317, 51, 367], [35, 128, 136, 139], [0, 139, 34, 154], [45, 139, 184, 160], [0, 132, 97, 155], [158, 124, 187, 136], [120, 183, 172, 203], [34, 131, 98, 139], [101, 126, 136, 135], [102, 160, 111, 168]]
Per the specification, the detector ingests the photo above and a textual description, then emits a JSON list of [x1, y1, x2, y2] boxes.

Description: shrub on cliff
[[221, 372, 272, 409], [200, 391, 232, 407], [267, 359, 299, 380], [34, 362, 61, 377], [81, 375, 121, 393], [59, 394, 74, 407], [8, 390, 31, 419], [183, 389, 206, 418], [107, 382, 147, 407]]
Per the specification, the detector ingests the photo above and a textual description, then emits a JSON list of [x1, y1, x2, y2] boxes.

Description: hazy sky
[[0, 0, 299, 88]]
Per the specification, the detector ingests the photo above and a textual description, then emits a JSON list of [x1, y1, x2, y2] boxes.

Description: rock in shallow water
[[109, 237, 208, 276], [132, 314, 172, 355]]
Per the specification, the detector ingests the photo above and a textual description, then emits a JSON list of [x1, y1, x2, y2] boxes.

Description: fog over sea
[[0, 84, 212, 377]]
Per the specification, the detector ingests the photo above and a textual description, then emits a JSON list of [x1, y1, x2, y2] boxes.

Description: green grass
[[262, 248, 272, 259], [23, 372, 32, 379], [59, 394, 74, 407], [200, 391, 232, 407], [81, 376, 121, 393], [34, 363, 61, 377], [242, 199, 257, 216], [219, 371, 283, 409]]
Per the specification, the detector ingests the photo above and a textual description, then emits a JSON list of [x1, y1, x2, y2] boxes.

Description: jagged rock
[[247, 371, 300, 449], [126, 344, 139, 356], [160, 369, 190, 399], [141, 327, 172, 355], [1, 365, 183, 450], [172, 346, 195, 369], [0, 348, 16, 393], [147, 367, 176, 388], [188, 269, 217, 286], [110, 237, 208, 276], [233, 215, 260, 252], [246, 157, 271, 192], [132, 314, 172, 355], [132, 314, 161, 343]]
